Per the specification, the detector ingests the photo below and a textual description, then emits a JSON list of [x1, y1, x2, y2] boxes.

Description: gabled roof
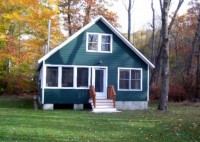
[[38, 16, 154, 68]]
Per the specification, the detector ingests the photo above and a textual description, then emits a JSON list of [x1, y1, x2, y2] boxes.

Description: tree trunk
[[83, 4, 91, 26], [150, 0, 183, 87], [158, 0, 170, 111], [187, 9, 200, 75], [174, 34, 179, 69], [168, 0, 184, 32], [127, 0, 132, 41], [150, 31, 162, 86], [67, 0, 72, 36], [122, 0, 134, 41], [150, 0, 155, 64], [195, 9, 200, 99]]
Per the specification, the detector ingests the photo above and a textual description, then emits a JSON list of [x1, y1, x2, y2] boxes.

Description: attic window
[[87, 33, 112, 53]]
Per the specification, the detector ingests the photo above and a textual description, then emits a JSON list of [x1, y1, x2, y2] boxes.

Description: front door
[[92, 67, 107, 99]]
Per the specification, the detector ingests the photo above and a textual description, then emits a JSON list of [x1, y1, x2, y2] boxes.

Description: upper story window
[[87, 33, 112, 53]]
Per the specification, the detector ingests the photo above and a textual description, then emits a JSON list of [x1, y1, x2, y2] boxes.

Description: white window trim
[[44, 65, 110, 90], [86, 32, 113, 53], [118, 67, 143, 91]]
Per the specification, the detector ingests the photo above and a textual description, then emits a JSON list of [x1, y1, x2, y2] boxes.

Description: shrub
[[169, 85, 188, 102]]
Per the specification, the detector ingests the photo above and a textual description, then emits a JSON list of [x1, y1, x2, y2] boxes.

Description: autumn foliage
[[0, 0, 119, 95], [0, 0, 64, 95]]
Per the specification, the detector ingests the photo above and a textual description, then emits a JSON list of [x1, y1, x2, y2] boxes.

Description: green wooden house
[[38, 16, 154, 112]]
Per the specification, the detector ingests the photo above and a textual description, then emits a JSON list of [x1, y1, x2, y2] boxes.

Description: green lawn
[[0, 97, 199, 142]]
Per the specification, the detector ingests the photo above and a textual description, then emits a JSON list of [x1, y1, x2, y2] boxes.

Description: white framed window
[[86, 33, 112, 53], [77, 67, 89, 87], [46, 67, 58, 87], [62, 67, 73, 87], [118, 68, 142, 91], [45, 65, 90, 89]]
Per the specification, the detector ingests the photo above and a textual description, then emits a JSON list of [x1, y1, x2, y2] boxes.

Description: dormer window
[[86, 33, 112, 53]]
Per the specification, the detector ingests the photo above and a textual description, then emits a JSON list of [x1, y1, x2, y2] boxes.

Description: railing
[[108, 85, 116, 108], [89, 85, 96, 108]]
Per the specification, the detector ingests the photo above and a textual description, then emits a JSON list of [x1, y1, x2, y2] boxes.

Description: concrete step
[[95, 105, 114, 109], [90, 99, 116, 110], [92, 108, 120, 113], [95, 99, 113, 103], [91, 102, 113, 106]]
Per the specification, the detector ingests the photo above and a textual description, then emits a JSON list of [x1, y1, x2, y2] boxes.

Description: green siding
[[44, 20, 149, 104], [44, 89, 89, 104]]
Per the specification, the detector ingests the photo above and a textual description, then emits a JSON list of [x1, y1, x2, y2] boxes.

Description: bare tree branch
[[168, 0, 184, 32]]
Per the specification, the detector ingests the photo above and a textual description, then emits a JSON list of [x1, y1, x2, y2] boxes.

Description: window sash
[[45, 66, 89, 89], [77, 68, 89, 87], [88, 34, 98, 51], [62, 67, 73, 87], [46, 67, 58, 87], [87, 33, 112, 52], [119, 68, 142, 90]]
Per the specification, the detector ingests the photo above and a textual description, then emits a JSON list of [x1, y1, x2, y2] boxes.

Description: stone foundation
[[43, 104, 54, 110], [116, 101, 148, 110], [73, 104, 83, 110]]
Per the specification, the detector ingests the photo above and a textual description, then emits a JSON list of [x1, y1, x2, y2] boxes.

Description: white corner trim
[[38, 16, 154, 68], [147, 65, 150, 101], [42, 61, 45, 104]]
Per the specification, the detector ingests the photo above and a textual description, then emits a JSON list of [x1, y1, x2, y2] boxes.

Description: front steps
[[90, 99, 120, 113]]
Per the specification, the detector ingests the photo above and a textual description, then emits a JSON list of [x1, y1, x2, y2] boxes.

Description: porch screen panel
[[77, 68, 89, 87], [62, 67, 73, 87], [46, 67, 58, 87]]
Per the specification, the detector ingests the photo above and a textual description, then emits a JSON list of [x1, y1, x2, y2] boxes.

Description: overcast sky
[[111, 0, 190, 33]]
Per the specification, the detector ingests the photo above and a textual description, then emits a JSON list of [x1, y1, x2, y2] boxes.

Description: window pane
[[120, 70, 129, 79], [77, 68, 88, 87], [131, 70, 141, 79], [131, 80, 141, 89], [101, 35, 111, 51], [88, 34, 98, 51], [101, 44, 110, 51], [102, 35, 111, 43], [62, 67, 73, 87], [46, 67, 58, 87], [119, 80, 129, 89], [88, 43, 98, 50], [88, 34, 98, 42]]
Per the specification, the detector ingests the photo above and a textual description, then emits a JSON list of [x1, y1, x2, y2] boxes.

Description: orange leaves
[[0, 0, 64, 94], [59, 0, 119, 35], [86, 0, 96, 6]]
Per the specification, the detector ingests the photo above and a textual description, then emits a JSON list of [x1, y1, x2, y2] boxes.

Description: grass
[[0, 96, 199, 142]]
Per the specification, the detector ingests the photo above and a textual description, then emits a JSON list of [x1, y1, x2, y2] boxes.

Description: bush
[[150, 84, 188, 102], [169, 85, 188, 102]]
